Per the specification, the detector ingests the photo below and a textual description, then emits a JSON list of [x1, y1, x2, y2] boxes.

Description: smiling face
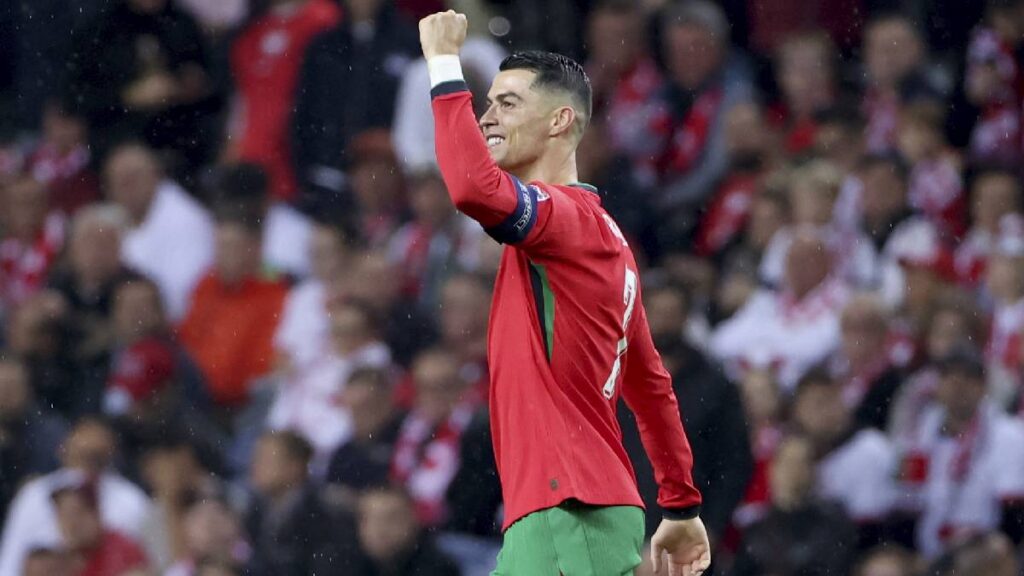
[[480, 69, 579, 173]]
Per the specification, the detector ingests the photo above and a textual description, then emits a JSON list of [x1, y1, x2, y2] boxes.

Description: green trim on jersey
[[568, 181, 599, 194], [528, 261, 556, 361], [491, 501, 644, 575]]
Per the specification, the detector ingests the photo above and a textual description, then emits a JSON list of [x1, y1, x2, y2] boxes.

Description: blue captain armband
[[485, 176, 540, 245]]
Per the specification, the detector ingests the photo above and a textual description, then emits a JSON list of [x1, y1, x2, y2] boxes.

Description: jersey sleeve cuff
[[662, 504, 702, 521], [428, 55, 465, 88]]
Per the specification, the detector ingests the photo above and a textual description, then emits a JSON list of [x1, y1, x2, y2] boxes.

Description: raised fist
[[419, 10, 467, 60]]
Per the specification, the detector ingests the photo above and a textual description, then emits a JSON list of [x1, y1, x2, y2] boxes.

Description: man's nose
[[480, 105, 497, 128]]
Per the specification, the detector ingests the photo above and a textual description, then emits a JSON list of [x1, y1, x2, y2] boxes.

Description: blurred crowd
[[0, 0, 1023, 575]]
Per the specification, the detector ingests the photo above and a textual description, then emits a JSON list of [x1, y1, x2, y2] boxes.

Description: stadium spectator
[[813, 106, 868, 179], [693, 102, 775, 260], [112, 272, 207, 396], [274, 217, 351, 372], [759, 160, 878, 289], [889, 289, 983, 444], [983, 214, 1024, 409], [292, 0, 419, 213], [324, 367, 404, 497], [388, 170, 483, 310], [584, 0, 663, 163], [134, 434, 220, 569], [710, 228, 849, 390], [895, 102, 966, 240], [229, 0, 341, 203], [791, 370, 898, 547], [210, 163, 316, 281], [45, 205, 134, 387], [435, 274, 490, 401], [51, 475, 150, 576], [3, 292, 82, 420], [644, 0, 754, 244], [267, 299, 391, 461], [964, 15, 1022, 166], [244, 430, 355, 575], [712, 184, 790, 320], [770, 31, 838, 155], [164, 493, 250, 576], [729, 434, 858, 576], [342, 250, 438, 367], [105, 143, 214, 322], [0, 418, 150, 576], [954, 169, 1022, 284], [26, 100, 100, 216], [0, 353, 66, 523], [391, 348, 476, 527], [732, 366, 785, 531], [177, 205, 287, 410], [830, 294, 906, 431], [341, 485, 460, 576], [348, 130, 408, 248], [861, 13, 944, 154], [619, 282, 752, 542], [64, 0, 215, 168], [0, 176, 65, 315], [896, 345, 1024, 557]]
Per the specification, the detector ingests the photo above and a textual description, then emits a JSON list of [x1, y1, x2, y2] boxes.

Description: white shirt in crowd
[[818, 428, 898, 522], [267, 342, 392, 463], [0, 470, 150, 576], [709, 277, 850, 391], [760, 226, 879, 290], [902, 402, 1024, 557], [121, 179, 214, 321], [262, 202, 313, 279], [274, 279, 330, 371]]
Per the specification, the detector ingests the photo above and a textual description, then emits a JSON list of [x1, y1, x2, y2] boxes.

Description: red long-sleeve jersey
[[431, 79, 702, 530]]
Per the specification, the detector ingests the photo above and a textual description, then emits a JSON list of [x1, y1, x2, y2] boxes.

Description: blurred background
[[0, 0, 1022, 574]]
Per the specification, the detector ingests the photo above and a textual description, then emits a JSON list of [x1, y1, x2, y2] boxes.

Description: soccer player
[[420, 11, 711, 576]]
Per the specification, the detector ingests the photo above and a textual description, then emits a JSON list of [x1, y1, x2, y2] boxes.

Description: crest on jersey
[[532, 185, 550, 202]]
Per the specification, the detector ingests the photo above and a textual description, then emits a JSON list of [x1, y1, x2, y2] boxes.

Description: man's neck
[[513, 152, 579, 186]]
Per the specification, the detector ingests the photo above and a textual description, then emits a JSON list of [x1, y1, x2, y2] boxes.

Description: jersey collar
[[568, 182, 599, 195]]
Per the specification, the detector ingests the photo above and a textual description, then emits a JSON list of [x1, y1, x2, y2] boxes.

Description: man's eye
[[501, 101, 514, 110]]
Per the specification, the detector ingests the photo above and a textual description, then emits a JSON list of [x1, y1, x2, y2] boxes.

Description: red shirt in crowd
[[231, 0, 341, 202], [76, 531, 148, 576], [178, 273, 287, 406], [431, 80, 702, 530]]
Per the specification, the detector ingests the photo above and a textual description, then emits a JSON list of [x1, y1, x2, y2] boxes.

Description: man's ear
[[549, 106, 577, 138]]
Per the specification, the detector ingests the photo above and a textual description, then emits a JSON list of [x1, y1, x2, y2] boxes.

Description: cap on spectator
[[104, 338, 175, 416], [935, 343, 985, 379], [995, 213, 1024, 257]]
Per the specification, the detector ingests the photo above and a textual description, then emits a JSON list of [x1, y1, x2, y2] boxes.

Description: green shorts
[[491, 500, 645, 576]]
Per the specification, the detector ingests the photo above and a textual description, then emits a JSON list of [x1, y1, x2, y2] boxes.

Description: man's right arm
[[429, 59, 523, 232]]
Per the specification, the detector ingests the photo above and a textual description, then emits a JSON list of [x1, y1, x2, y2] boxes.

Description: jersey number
[[602, 266, 637, 399]]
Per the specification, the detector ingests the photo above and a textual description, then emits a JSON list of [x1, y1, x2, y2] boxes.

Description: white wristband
[[427, 55, 465, 89]]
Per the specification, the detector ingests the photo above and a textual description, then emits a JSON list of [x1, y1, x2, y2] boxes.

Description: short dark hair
[[264, 430, 314, 468], [858, 152, 910, 185], [499, 51, 593, 133]]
